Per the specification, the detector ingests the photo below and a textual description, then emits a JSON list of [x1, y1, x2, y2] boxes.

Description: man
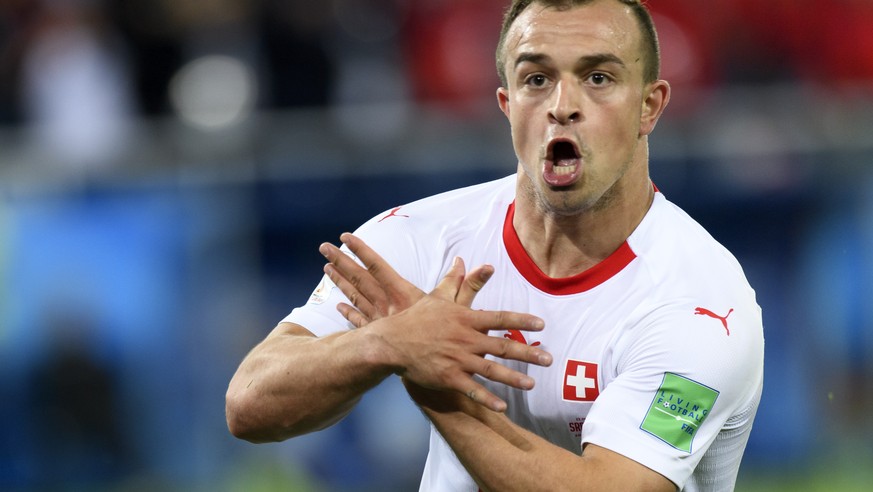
[[226, 1, 764, 490]]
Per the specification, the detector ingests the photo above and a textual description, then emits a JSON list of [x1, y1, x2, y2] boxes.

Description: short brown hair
[[495, 0, 660, 86]]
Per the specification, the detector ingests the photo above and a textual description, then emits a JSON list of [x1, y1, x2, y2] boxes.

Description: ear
[[639, 79, 670, 137], [497, 87, 511, 120]]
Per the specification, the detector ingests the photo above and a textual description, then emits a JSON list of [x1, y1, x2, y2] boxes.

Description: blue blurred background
[[1, 0, 872, 490]]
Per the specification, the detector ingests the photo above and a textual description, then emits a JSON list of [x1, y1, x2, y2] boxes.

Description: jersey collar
[[502, 201, 637, 295]]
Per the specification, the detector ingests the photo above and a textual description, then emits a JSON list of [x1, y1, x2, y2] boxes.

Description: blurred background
[[1, 0, 872, 490]]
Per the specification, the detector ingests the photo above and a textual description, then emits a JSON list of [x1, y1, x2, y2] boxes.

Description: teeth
[[554, 164, 575, 175]]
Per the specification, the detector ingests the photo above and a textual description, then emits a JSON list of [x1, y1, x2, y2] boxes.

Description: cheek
[[510, 113, 534, 153], [597, 107, 639, 146]]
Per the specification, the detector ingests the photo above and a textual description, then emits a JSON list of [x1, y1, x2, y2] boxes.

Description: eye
[[525, 74, 549, 87], [587, 72, 613, 86]]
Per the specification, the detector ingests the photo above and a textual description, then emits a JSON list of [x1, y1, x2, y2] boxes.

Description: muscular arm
[[227, 235, 551, 443], [225, 321, 392, 443]]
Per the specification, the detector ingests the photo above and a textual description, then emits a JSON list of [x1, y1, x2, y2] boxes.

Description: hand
[[320, 233, 553, 412], [319, 233, 423, 326], [320, 233, 495, 325]]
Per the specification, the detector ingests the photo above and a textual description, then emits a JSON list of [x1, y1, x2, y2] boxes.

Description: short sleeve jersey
[[283, 175, 765, 492]]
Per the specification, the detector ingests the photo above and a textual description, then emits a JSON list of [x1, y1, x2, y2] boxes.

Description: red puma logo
[[504, 329, 541, 346], [694, 307, 733, 336], [378, 206, 409, 222]]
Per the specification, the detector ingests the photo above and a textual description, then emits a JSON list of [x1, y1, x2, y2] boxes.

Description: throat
[[520, 218, 604, 278]]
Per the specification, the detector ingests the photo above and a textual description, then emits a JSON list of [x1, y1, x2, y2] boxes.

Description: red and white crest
[[563, 359, 600, 402]]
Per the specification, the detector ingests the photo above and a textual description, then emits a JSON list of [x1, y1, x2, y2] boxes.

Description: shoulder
[[628, 193, 756, 303], [371, 174, 515, 223], [349, 174, 516, 287], [355, 174, 515, 243], [617, 192, 764, 393]]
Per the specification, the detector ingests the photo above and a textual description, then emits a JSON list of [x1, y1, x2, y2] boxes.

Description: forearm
[[423, 402, 584, 492], [419, 392, 674, 492], [226, 323, 393, 443]]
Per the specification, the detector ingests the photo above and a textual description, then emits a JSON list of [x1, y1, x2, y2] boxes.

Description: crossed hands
[[319, 233, 553, 413]]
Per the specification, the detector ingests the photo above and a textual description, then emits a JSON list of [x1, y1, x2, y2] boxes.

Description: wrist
[[355, 321, 404, 377]]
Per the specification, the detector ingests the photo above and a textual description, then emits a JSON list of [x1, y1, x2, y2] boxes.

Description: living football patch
[[640, 373, 719, 452]]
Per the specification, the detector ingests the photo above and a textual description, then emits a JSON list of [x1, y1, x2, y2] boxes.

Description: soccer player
[[226, 1, 765, 490]]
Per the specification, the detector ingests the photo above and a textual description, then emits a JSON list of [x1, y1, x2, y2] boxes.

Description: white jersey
[[283, 175, 764, 492]]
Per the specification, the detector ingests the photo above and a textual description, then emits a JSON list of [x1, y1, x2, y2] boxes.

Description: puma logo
[[504, 329, 541, 346], [694, 307, 733, 336], [378, 206, 409, 222]]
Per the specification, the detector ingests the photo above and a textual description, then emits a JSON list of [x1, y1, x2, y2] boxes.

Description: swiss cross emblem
[[563, 360, 600, 402]]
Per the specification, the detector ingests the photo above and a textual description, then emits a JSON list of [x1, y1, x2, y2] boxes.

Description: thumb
[[431, 256, 466, 301], [456, 264, 494, 308]]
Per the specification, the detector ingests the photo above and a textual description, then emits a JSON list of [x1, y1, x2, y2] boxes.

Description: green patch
[[641, 373, 719, 452]]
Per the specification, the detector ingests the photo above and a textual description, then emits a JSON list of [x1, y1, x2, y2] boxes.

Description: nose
[[548, 79, 582, 125]]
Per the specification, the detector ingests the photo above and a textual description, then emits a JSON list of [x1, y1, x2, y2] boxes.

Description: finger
[[321, 242, 388, 317], [459, 379, 507, 413], [340, 233, 407, 287], [340, 233, 425, 310], [336, 302, 371, 328], [430, 256, 466, 302], [469, 355, 537, 391], [324, 263, 380, 320], [456, 264, 494, 307], [481, 333, 553, 367], [470, 309, 545, 334]]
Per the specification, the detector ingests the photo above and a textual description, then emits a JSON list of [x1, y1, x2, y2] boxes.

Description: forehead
[[504, 2, 641, 67]]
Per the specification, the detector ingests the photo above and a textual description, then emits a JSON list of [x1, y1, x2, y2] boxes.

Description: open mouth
[[543, 139, 583, 186], [549, 141, 580, 175]]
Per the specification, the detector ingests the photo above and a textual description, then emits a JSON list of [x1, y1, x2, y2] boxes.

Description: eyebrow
[[514, 52, 627, 72]]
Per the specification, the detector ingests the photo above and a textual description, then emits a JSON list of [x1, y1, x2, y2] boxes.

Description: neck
[[512, 161, 654, 279]]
